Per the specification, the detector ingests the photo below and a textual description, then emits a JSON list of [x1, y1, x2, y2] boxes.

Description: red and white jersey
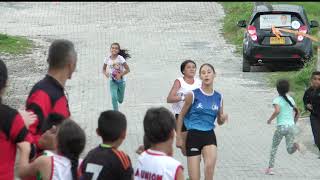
[[134, 149, 183, 180], [49, 152, 83, 180]]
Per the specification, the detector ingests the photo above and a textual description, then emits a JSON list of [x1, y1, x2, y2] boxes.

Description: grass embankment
[[220, 2, 320, 115], [0, 33, 32, 55]]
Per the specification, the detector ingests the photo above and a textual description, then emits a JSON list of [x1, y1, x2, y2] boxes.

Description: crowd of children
[[0, 39, 320, 180]]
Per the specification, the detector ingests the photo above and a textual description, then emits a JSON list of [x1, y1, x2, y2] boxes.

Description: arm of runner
[[217, 100, 228, 125], [167, 79, 183, 103], [267, 104, 280, 124], [176, 92, 192, 148], [103, 63, 109, 78], [120, 62, 130, 78]]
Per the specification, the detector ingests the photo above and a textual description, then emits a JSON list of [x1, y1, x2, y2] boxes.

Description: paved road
[[1, 2, 319, 179]]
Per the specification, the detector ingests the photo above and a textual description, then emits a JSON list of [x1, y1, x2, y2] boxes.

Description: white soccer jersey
[[134, 149, 183, 180], [172, 77, 202, 114], [49, 153, 82, 180]]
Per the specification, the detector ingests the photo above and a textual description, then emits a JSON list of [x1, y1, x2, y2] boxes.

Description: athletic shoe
[[294, 143, 306, 154], [265, 168, 275, 175]]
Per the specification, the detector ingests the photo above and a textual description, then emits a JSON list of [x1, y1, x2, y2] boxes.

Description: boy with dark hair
[[134, 107, 184, 180], [303, 71, 320, 158], [80, 110, 133, 180]]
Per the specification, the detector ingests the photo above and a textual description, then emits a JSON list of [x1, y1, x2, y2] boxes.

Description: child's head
[[97, 110, 127, 146], [0, 59, 8, 101], [57, 119, 86, 180], [311, 71, 320, 88], [39, 113, 65, 150], [143, 107, 176, 149], [276, 79, 290, 96], [110, 42, 131, 59], [199, 63, 216, 86], [180, 60, 196, 78]]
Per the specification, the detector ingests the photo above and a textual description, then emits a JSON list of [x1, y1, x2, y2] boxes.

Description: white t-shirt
[[42, 151, 82, 180], [172, 77, 202, 114], [104, 55, 127, 81], [134, 149, 183, 180]]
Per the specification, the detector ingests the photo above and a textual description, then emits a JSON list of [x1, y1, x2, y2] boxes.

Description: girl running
[[176, 63, 228, 180], [0, 59, 36, 180], [102, 43, 131, 111], [167, 60, 201, 155], [18, 119, 86, 180], [265, 79, 302, 175]]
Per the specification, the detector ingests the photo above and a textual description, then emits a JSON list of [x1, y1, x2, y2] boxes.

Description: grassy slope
[[220, 2, 319, 115], [0, 33, 32, 55]]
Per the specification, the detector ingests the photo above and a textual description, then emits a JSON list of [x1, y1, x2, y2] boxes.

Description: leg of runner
[[117, 81, 126, 104], [267, 128, 284, 170], [110, 80, 119, 110], [187, 156, 201, 180], [202, 145, 217, 180]]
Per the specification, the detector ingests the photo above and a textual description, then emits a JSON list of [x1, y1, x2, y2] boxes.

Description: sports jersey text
[[135, 168, 163, 180]]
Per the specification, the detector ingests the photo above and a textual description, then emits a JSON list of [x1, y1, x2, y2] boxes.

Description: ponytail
[[280, 94, 299, 114], [64, 153, 79, 180], [57, 120, 86, 180]]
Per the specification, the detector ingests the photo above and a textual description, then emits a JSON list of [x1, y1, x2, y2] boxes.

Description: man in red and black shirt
[[26, 39, 77, 151]]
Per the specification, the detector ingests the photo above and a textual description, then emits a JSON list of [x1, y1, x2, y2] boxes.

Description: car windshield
[[252, 13, 304, 30]]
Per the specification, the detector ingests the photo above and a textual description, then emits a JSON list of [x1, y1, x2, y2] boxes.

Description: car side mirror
[[310, 20, 319, 28], [237, 20, 247, 28]]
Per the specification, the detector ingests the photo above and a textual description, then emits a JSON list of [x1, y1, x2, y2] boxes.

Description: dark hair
[[143, 107, 176, 144], [199, 63, 215, 75], [0, 59, 8, 104], [111, 42, 131, 60], [40, 113, 65, 133], [47, 39, 76, 70], [276, 79, 298, 114], [98, 110, 127, 142], [311, 71, 320, 78], [57, 120, 85, 180], [180, 60, 196, 75]]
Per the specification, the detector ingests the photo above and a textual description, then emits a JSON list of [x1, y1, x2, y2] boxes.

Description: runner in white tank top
[[134, 149, 183, 180], [172, 77, 201, 114]]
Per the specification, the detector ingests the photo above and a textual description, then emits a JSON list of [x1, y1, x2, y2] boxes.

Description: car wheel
[[242, 56, 251, 72]]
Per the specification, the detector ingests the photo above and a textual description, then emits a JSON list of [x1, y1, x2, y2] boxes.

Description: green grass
[[220, 2, 319, 115], [0, 33, 32, 55]]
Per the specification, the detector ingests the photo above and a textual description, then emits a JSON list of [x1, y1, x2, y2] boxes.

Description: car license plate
[[270, 37, 285, 45]]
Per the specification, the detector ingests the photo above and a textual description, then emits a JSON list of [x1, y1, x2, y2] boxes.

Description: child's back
[[134, 107, 184, 180], [81, 145, 132, 180], [80, 110, 133, 180], [135, 149, 182, 180]]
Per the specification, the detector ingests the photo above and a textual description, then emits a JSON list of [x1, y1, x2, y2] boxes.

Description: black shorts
[[175, 114, 187, 132], [186, 129, 217, 156]]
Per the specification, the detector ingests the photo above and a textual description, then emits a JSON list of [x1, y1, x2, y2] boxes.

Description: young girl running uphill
[[102, 43, 131, 111], [18, 120, 86, 180], [176, 63, 228, 180], [265, 79, 303, 175], [167, 60, 201, 155]]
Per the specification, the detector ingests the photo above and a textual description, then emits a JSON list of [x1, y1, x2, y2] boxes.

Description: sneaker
[[265, 168, 275, 175], [294, 143, 306, 154]]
